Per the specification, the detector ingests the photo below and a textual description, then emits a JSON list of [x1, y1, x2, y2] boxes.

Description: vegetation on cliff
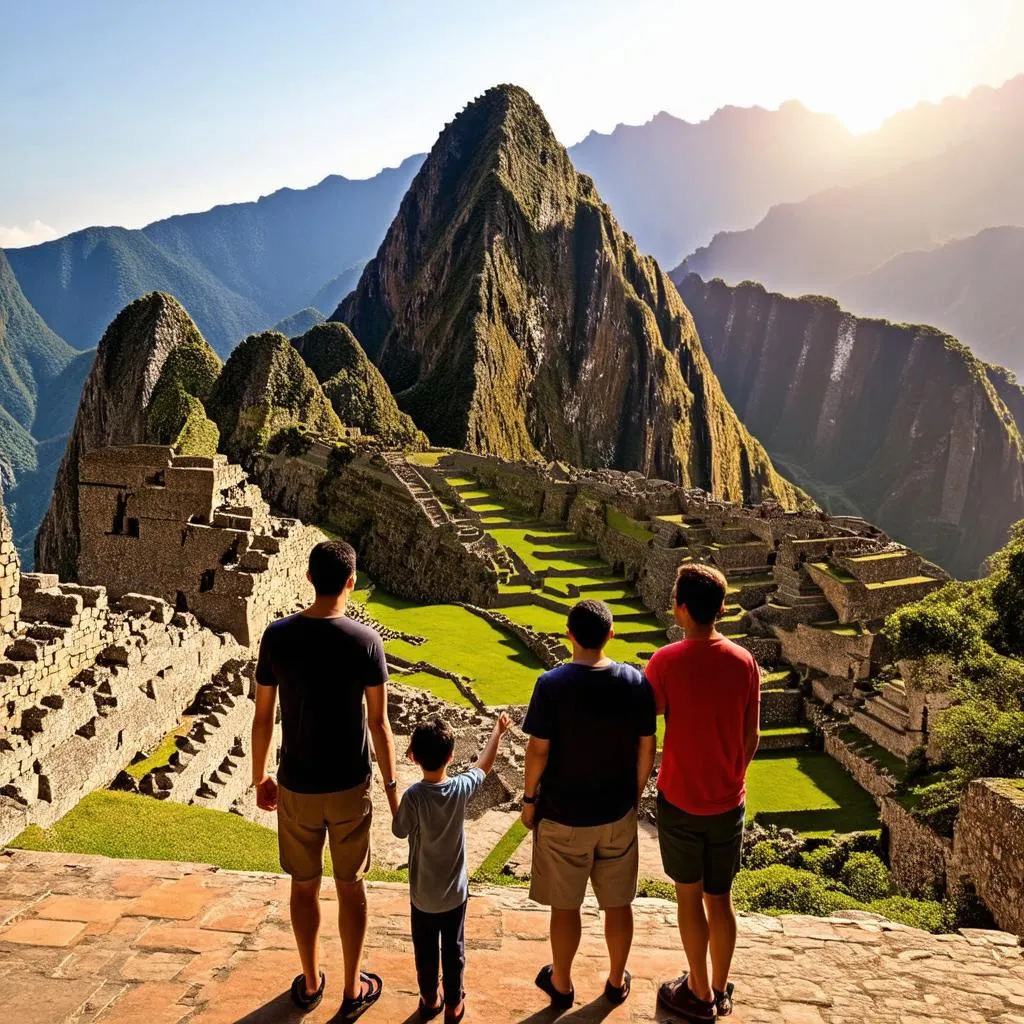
[[292, 323, 424, 445], [884, 521, 1024, 831], [145, 333, 222, 457], [336, 84, 796, 506], [207, 330, 344, 463]]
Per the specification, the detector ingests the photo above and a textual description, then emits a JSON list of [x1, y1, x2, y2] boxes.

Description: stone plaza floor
[[1, 849, 1023, 1023]]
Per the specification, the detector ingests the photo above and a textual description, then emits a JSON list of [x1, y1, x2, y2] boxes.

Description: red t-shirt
[[645, 637, 760, 815]]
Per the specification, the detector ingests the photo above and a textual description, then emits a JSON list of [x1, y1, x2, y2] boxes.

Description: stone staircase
[[849, 680, 918, 758]]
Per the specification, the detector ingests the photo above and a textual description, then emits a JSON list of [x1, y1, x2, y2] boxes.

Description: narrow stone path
[[2, 850, 1022, 1023]]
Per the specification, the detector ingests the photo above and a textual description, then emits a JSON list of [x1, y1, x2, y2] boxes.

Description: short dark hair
[[567, 599, 614, 650], [410, 718, 455, 771], [308, 540, 356, 596], [674, 563, 727, 624]]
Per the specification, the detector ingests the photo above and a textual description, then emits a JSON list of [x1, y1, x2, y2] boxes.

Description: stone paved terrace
[[2, 852, 1023, 1023]]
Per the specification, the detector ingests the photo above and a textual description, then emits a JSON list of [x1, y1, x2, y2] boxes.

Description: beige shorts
[[529, 809, 639, 910], [277, 779, 373, 884]]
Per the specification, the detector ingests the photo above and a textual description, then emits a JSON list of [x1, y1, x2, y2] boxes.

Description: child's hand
[[494, 712, 513, 737]]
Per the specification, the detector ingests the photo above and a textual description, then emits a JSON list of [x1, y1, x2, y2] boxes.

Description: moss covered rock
[[207, 330, 344, 462], [292, 323, 425, 446], [335, 84, 795, 505], [144, 332, 222, 457]]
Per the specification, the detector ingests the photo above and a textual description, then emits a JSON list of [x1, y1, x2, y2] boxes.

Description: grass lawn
[[125, 720, 192, 780], [746, 752, 879, 836], [606, 507, 655, 543], [407, 451, 446, 467], [471, 820, 529, 884], [366, 590, 543, 705], [391, 671, 473, 707], [9, 791, 406, 880]]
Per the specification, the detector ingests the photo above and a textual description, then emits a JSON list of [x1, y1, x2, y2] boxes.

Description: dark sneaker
[[714, 982, 735, 1017]]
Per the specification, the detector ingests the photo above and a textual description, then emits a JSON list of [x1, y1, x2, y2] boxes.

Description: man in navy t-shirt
[[521, 599, 657, 1012]]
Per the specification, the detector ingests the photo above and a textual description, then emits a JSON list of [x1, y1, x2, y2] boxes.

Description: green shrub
[[941, 879, 996, 931], [732, 865, 861, 917], [839, 852, 891, 902], [637, 878, 676, 901], [746, 839, 787, 870], [909, 774, 965, 837], [801, 843, 845, 878], [868, 896, 944, 933]]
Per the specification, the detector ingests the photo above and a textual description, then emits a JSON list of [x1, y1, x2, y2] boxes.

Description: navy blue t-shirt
[[522, 661, 656, 827]]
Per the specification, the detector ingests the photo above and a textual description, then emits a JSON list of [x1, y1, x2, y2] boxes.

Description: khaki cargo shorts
[[529, 809, 639, 910], [277, 779, 373, 884]]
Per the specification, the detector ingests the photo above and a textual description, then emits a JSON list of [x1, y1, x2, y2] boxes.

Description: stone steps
[[860, 693, 910, 732], [848, 708, 915, 759]]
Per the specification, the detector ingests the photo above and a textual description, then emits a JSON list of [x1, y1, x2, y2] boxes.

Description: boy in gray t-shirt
[[393, 712, 511, 1023]]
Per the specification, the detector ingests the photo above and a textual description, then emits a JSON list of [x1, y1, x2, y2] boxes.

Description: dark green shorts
[[656, 794, 745, 895]]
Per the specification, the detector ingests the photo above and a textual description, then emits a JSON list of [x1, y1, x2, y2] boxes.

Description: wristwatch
[[522, 794, 537, 805], [384, 779, 397, 792]]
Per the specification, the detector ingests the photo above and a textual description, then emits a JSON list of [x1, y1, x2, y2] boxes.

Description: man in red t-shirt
[[645, 563, 760, 1021]]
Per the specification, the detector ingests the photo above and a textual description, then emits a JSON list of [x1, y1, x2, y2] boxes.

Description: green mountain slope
[[291, 322, 423, 445], [336, 85, 795, 504]]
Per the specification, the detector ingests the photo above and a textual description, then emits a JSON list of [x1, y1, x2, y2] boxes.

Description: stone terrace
[[2, 850, 1022, 1024]]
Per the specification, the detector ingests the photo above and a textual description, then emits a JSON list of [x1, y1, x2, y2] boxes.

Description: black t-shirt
[[255, 612, 388, 794], [522, 661, 656, 827]]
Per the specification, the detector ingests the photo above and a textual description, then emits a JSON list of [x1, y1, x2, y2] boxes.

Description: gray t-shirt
[[392, 768, 485, 913]]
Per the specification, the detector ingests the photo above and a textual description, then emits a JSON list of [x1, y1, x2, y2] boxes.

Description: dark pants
[[410, 900, 467, 1007]]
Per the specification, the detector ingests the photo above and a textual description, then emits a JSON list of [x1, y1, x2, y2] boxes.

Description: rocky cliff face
[[291, 323, 423, 446], [36, 293, 219, 579], [335, 85, 794, 505], [677, 274, 1024, 577], [206, 331, 344, 463]]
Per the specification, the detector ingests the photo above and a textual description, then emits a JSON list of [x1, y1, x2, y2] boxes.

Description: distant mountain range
[[675, 76, 1024, 378], [5, 157, 423, 356]]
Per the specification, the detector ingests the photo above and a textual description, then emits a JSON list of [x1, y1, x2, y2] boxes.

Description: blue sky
[[2, 0, 1023, 244]]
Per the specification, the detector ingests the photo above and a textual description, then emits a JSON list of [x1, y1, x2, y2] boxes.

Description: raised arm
[[476, 712, 512, 774], [366, 683, 400, 815], [251, 683, 279, 810]]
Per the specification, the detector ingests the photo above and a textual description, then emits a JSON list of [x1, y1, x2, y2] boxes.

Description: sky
[[2, 0, 1023, 246]]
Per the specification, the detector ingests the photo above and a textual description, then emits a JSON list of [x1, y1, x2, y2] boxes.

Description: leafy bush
[[746, 840, 787, 870], [882, 587, 983, 662], [868, 896, 944, 933], [909, 774, 966, 837], [732, 865, 861, 917], [801, 843, 847, 879], [839, 852, 891, 902], [941, 879, 996, 931]]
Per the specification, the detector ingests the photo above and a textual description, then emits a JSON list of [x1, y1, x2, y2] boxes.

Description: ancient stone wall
[[952, 779, 1024, 935], [250, 447, 498, 606], [77, 447, 321, 647], [881, 796, 952, 896], [457, 604, 569, 675]]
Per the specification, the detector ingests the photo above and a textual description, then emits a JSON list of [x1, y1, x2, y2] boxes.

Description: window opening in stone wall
[[175, 591, 189, 612], [127, 518, 140, 537], [111, 493, 128, 535], [199, 569, 215, 593]]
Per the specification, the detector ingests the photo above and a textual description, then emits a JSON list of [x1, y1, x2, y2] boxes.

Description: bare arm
[[366, 683, 400, 815], [520, 735, 550, 829], [636, 734, 657, 806], [476, 712, 512, 774], [251, 684, 279, 810], [744, 695, 761, 766]]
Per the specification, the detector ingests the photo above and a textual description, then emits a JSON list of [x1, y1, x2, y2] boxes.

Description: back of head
[[567, 598, 614, 650], [308, 539, 357, 596], [410, 717, 456, 772], [674, 563, 727, 625]]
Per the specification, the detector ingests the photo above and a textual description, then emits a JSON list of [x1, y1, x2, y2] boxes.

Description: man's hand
[[255, 774, 279, 812], [520, 802, 536, 830]]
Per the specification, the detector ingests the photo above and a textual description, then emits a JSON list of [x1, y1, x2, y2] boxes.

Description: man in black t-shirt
[[252, 540, 398, 1018], [521, 600, 657, 1012]]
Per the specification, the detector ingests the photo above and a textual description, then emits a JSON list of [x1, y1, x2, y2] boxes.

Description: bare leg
[[704, 892, 738, 993], [549, 908, 582, 995], [337, 879, 368, 1000], [674, 881, 712, 1001], [290, 877, 322, 996], [603, 905, 633, 989]]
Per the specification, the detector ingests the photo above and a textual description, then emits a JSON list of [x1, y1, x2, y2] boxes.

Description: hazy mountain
[[569, 75, 1024, 267], [678, 273, 1024, 577], [336, 85, 796, 505], [676, 79, 1024, 301], [838, 226, 1024, 379], [6, 159, 424, 357], [272, 306, 325, 338]]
